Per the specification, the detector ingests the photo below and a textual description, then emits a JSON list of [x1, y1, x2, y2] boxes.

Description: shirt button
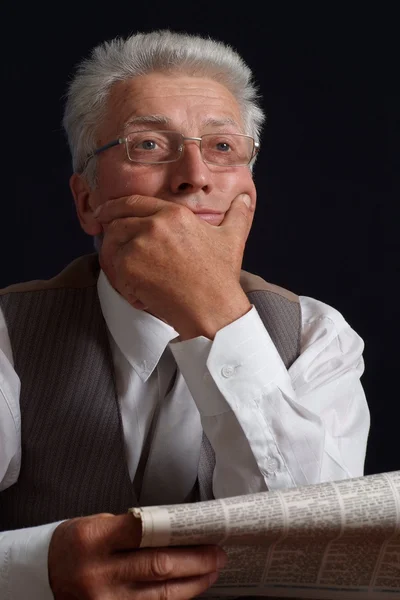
[[264, 456, 280, 475], [221, 364, 235, 378]]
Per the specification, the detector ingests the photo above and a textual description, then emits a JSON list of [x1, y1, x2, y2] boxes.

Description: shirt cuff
[[0, 521, 62, 600], [170, 305, 287, 417], [171, 306, 297, 493]]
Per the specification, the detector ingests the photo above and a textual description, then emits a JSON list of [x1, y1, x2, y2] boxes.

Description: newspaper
[[130, 471, 400, 599]]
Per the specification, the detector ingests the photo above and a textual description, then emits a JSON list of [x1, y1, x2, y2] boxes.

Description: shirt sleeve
[[1, 307, 58, 599], [170, 300, 370, 499], [0, 523, 61, 600], [0, 306, 21, 490]]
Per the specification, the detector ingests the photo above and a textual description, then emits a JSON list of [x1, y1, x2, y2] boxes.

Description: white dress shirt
[[0, 270, 370, 599]]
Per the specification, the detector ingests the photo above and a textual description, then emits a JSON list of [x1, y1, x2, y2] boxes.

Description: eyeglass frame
[[81, 130, 260, 172]]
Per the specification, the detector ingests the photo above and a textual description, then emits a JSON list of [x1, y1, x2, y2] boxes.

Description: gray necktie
[[136, 346, 203, 506]]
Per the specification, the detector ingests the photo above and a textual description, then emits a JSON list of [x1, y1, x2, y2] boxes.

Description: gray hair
[[63, 30, 265, 185]]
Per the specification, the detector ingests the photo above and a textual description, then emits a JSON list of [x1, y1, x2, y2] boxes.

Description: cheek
[[218, 169, 256, 198]]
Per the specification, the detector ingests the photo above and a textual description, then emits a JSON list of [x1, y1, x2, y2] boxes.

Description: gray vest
[[0, 254, 301, 530]]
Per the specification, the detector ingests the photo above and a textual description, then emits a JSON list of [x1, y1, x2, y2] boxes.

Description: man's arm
[[171, 298, 369, 497], [0, 307, 21, 490], [1, 307, 226, 600], [0, 523, 61, 600], [94, 192, 369, 495], [0, 515, 225, 600], [1, 307, 58, 599], [48, 514, 225, 599]]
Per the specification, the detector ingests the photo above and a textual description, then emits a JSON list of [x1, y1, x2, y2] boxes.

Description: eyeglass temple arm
[[82, 138, 124, 171], [93, 138, 124, 157], [81, 139, 124, 172]]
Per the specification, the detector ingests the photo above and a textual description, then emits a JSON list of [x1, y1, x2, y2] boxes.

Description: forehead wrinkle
[[123, 114, 242, 133], [201, 116, 242, 130], [105, 72, 245, 128], [124, 115, 239, 126]]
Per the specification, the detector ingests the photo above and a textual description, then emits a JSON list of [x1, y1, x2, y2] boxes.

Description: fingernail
[[239, 193, 251, 208], [93, 206, 101, 218]]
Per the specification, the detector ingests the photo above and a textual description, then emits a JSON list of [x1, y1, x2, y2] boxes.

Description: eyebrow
[[123, 115, 242, 131], [201, 117, 241, 129], [123, 115, 171, 129]]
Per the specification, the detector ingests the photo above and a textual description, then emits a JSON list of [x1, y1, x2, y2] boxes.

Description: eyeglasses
[[83, 130, 260, 170]]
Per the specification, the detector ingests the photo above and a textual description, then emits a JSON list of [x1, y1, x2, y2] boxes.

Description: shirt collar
[[97, 270, 179, 382]]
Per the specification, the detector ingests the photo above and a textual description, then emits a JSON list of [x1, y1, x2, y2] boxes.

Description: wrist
[[175, 290, 252, 341]]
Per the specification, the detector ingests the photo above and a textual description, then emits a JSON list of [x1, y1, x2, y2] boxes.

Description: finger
[[66, 514, 142, 552], [95, 195, 167, 223], [48, 513, 142, 569], [106, 513, 144, 550], [101, 216, 143, 245], [114, 545, 227, 582], [130, 572, 219, 600], [221, 193, 254, 238]]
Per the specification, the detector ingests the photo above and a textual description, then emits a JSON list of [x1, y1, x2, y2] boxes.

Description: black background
[[3, 4, 399, 476]]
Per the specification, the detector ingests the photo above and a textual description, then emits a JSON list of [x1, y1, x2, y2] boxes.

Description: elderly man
[[0, 30, 369, 599]]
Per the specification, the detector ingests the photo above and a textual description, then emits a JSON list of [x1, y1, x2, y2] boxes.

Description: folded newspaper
[[129, 471, 400, 599]]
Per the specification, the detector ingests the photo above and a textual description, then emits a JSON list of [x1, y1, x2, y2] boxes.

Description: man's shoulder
[[0, 254, 100, 297], [240, 270, 299, 304]]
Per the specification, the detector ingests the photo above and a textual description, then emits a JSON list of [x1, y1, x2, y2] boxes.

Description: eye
[[215, 141, 231, 152], [136, 139, 158, 150]]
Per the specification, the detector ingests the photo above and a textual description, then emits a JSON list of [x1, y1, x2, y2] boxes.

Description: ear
[[70, 173, 102, 236]]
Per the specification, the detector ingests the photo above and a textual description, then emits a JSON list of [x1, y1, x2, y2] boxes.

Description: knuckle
[[149, 550, 174, 579], [159, 581, 174, 600], [146, 216, 167, 238], [172, 204, 189, 221], [70, 519, 97, 554], [146, 216, 161, 233], [199, 546, 223, 573], [71, 525, 91, 554], [127, 195, 142, 206], [108, 218, 121, 234]]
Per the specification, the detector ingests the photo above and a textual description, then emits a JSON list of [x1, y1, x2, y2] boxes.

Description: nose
[[168, 139, 212, 195]]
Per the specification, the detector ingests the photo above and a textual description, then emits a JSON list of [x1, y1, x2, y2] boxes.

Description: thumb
[[222, 193, 253, 234], [101, 512, 143, 550]]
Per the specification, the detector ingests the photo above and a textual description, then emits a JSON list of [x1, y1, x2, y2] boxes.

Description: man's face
[[76, 72, 257, 229]]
